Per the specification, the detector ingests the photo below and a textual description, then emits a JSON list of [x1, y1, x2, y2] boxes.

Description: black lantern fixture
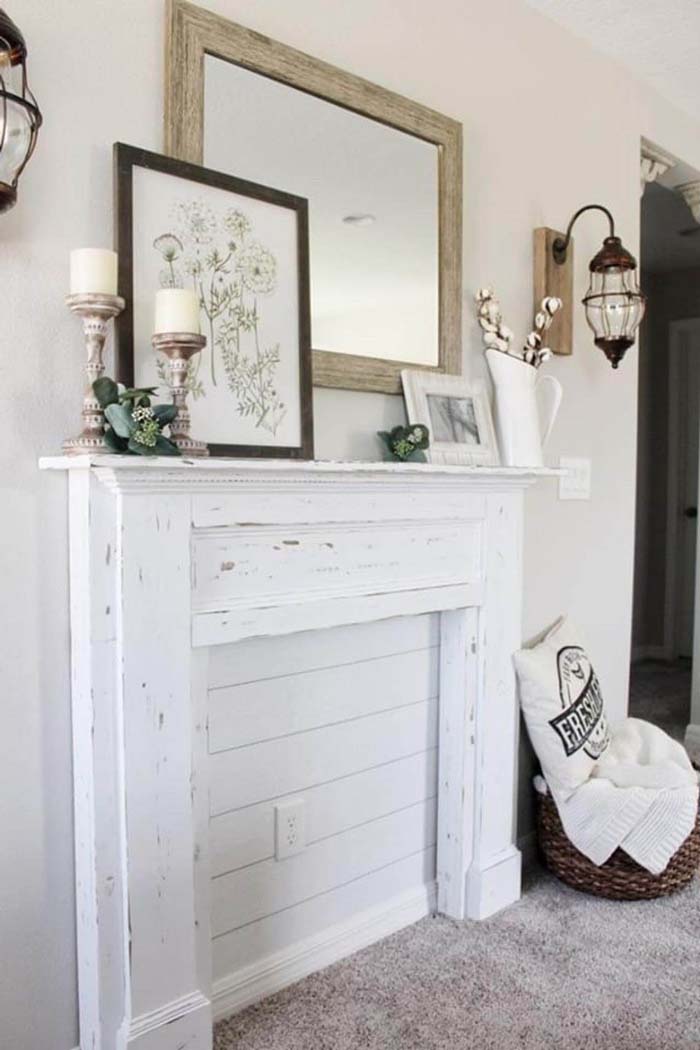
[[552, 205, 646, 369], [0, 8, 41, 213]]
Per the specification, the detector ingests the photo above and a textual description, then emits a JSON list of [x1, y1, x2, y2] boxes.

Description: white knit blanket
[[540, 718, 699, 874]]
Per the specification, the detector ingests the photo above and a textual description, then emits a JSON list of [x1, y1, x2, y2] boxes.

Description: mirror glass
[[204, 56, 439, 366]]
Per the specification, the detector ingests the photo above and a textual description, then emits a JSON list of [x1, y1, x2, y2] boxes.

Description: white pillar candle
[[70, 248, 118, 295], [154, 288, 201, 335]]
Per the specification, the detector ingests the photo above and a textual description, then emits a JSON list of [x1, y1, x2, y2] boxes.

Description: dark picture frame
[[113, 142, 314, 459]]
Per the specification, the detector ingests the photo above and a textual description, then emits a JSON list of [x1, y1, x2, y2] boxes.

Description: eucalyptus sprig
[[93, 377, 181, 457]]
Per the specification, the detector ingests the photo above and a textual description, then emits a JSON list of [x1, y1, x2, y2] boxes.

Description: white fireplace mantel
[[42, 455, 558, 1050]]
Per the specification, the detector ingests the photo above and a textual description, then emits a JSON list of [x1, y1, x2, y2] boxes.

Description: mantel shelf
[[40, 453, 563, 490]]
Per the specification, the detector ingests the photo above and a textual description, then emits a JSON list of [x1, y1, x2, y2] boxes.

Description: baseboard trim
[[466, 845, 522, 920], [213, 881, 436, 1022], [127, 990, 211, 1049]]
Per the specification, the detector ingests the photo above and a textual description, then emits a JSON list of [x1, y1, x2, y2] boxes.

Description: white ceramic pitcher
[[485, 348, 562, 467]]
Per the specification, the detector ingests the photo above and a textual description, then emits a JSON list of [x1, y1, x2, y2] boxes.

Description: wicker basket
[[536, 789, 700, 900]]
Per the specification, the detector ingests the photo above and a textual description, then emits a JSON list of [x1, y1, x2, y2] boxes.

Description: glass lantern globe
[[581, 236, 646, 369], [0, 9, 41, 213]]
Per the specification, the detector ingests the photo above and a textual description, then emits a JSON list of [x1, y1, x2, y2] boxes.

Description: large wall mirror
[[165, 0, 462, 394]]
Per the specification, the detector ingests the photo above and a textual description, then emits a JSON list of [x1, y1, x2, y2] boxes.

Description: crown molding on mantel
[[40, 455, 562, 494]]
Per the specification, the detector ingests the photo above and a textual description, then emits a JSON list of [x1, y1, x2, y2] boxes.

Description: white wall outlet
[[559, 456, 592, 501], [274, 798, 306, 860]]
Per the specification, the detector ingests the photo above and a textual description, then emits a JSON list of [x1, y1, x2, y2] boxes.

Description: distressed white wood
[[192, 520, 481, 612], [67, 469, 126, 1050], [437, 607, 479, 918], [208, 612, 439, 687], [41, 455, 557, 1046], [467, 490, 525, 918], [193, 582, 480, 648]]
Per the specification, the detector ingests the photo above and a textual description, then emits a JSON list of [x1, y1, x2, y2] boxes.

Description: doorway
[[631, 148, 700, 756]]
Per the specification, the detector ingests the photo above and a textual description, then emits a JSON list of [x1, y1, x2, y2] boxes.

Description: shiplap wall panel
[[208, 614, 439, 688], [210, 749, 438, 876], [209, 647, 438, 752], [212, 801, 436, 936], [208, 614, 440, 999], [210, 698, 438, 815], [212, 851, 435, 980]]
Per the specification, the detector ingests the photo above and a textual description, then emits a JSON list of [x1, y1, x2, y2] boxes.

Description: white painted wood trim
[[466, 490, 524, 919], [211, 882, 436, 1021], [437, 608, 477, 917], [41, 453, 562, 484]]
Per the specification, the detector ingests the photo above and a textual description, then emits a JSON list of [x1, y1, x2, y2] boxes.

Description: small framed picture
[[401, 370, 500, 466], [114, 143, 313, 458]]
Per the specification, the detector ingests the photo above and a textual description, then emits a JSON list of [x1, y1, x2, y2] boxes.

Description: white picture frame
[[401, 369, 500, 466]]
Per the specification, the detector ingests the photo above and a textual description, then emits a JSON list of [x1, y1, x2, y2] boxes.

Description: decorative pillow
[[513, 617, 611, 794]]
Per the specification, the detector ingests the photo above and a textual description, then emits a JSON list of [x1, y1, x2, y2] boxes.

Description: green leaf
[[103, 426, 129, 453], [127, 436, 156, 456], [152, 403, 178, 426], [154, 434, 181, 456], [93, 376, 119, 408], [119, 386, 159, 404], [105, 402, 136, 438]]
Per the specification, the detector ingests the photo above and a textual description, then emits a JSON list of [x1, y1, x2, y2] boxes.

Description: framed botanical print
[[114, 143, 313, 458], [401, 370, 500, 466]]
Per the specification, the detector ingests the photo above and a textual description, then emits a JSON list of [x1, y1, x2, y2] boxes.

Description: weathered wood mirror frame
[[164, 0, 463, 394]]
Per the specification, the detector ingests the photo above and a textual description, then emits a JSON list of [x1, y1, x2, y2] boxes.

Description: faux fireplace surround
[[42, 455, 557, 1050]]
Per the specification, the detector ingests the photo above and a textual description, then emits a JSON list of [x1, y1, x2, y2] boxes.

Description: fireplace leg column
[[467, 490, 524, 919], [436, 491, 524, 922], [116, 488, 212, 1048], [71, 473, 213, 1050]]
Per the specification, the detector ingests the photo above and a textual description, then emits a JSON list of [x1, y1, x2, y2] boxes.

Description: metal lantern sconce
[[0, 8, 41, 214], [533, 206, 646, 369]]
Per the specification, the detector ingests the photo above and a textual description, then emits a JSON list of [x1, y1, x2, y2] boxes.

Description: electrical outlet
[[274, 798, 306, 860], [559, 456, 592, 501]]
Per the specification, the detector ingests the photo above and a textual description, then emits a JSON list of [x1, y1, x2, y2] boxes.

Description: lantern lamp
[[0, 8, 41, 214], [552, 205, 646, 369]]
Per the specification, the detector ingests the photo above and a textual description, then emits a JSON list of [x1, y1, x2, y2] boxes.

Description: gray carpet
[[215, 664, 699, 1049], [214, 867, 700, 1049]]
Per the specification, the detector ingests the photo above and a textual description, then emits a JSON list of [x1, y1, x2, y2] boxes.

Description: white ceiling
[[524, 0, 700, 120]]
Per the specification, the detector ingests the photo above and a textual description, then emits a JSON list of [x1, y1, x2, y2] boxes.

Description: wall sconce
[[534, 206, 646, 369], [0, 8, 42, 214]]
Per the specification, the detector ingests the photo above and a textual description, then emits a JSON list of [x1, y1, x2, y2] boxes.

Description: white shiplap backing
[[208, 614, 439, 988]]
